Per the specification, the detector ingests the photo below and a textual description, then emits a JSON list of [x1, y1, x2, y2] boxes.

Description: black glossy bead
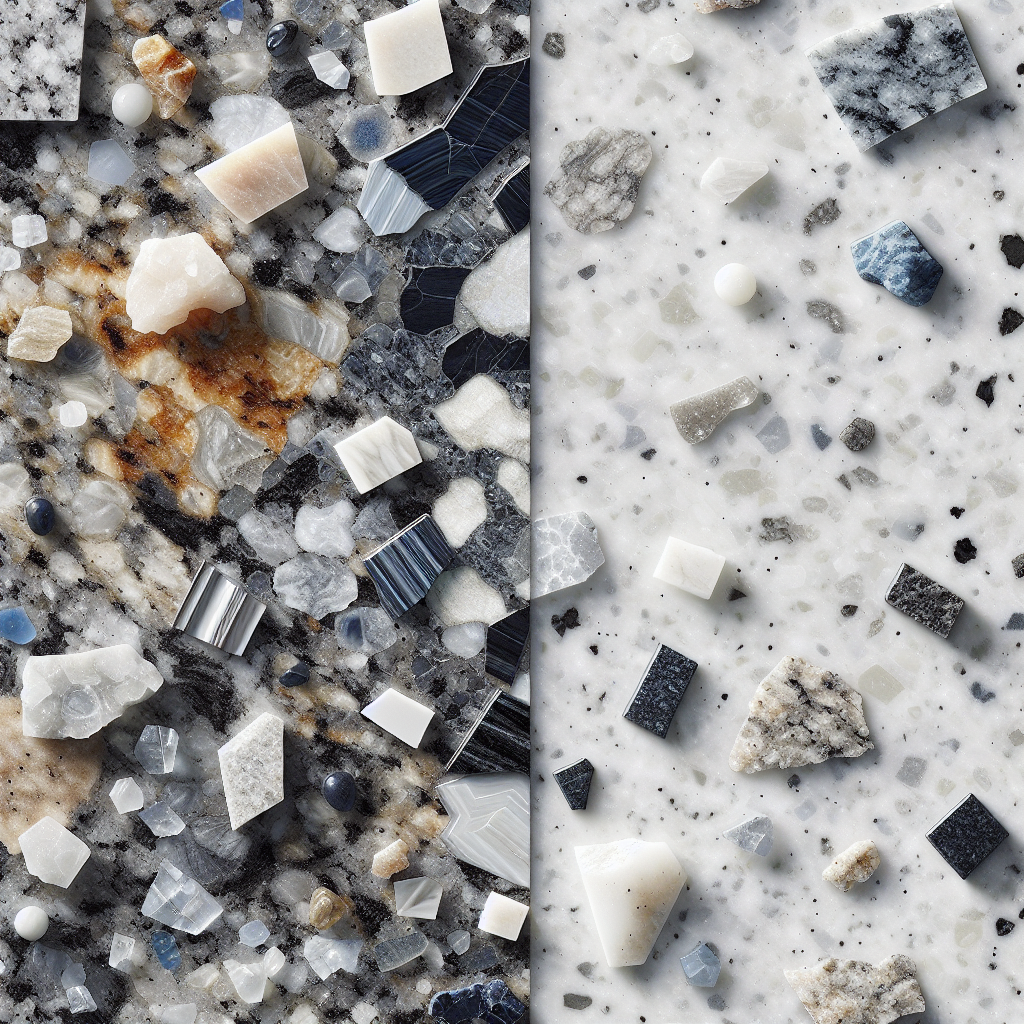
[[322, 771, 356, 811], [280, 661, 310, 687], [25, 497, 55, 536], [266, 20, 299, 56]]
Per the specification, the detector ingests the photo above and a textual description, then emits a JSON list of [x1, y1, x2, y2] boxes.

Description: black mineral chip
[[446, 689, 529, 774], [884, 562, 964, 639], [927, 793, 1008, 879], [486, 607, 530, 685], [622, 643, 697, 738], [553, 757, 594, 811]]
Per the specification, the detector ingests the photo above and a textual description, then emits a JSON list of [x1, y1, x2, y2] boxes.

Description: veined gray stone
[[670, 376, 759, 444], [191, 404, 272, 493], [532, 511, 605, 598]]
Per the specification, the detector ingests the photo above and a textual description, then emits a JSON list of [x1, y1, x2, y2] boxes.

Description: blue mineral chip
[[219, 0, 243, 19], [851, 221, 943, 307], [0, 606, 36, 645], [429, 979, 526, 1024], [151, 930, 181, 971], [680, 941, 721, 987]]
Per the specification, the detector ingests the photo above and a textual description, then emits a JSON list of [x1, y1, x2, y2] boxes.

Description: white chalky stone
[[700, 156, 769, 204], [653, 536, 726, 600], [433, 374, 530, 462], [363, 0, 453, 96], [648, 33, 694, 65], [7, 305, 73, 361], [14, 905, 49, 940], [432, 477, 487, 547], [112, 83, 154, 126], [59, 401, 88, 427], [19, 816, 91, 888], [109, 932, 135, 969], [109, 777, 144, 813], [361, 688, 434, 748], [263, 946, 285, 977], [478, 891, 529, 941], [312, 206, 363, 253], [458, 228, 530, 337], [714, 263, 757, 305], [334, 416, 422, 493], [218, 713, 285, 830]]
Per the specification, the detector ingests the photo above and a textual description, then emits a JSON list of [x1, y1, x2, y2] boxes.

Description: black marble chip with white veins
[[884, 562, 965, 638], [446, 689, 530, 774], [927, 793, 1008, 878], [622, 643, 697, 738]]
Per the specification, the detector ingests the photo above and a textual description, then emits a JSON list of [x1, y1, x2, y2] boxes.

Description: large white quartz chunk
[[218, 712, 285, 829], [126, 233, 246, 335], [653, 536, 726, 600], [143, 859, 224, 934], [334, 416, 422, 494], [196, 122, 309, 225], [363, 0, 452, 96], [433, 374, 530, 462], [7, 305, 73, 361], [700, 157, 769, 204], [109, 777, 145, 813], [458, 228, 530, 338], [361, 688, 434, 748], [575, 838, 685, 967], [303, 936, 363, 980], [21, 645, 165, 739], [19, 816, 91, 888]]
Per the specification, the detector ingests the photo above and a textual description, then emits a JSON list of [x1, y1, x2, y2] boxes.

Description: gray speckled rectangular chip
[[884, 562, 964, 638], [622, 643, 697, 738]]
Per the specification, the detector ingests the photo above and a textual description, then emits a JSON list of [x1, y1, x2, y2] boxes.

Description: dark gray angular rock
[[622, 643, 697, 738], [840, 417, 875, 451], [1013, 552, 1024, 579], [851, 221, 943, 306], [553, 758, 594, 811], [927, 793, 1007, 878], [446, 690, 530, 775], [884, 562, 964, 638]]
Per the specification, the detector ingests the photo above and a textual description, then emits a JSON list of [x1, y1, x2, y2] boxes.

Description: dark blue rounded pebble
[[280, 661, 310, 687], [266, 20, 299, 55], [25, 497, 55, 536], [322, 771, 356, 811]]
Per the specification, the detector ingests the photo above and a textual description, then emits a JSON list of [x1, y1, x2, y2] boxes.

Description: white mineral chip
[[447, 929, 471, 954], [478, 891, 529, 941], [670, 375, 759, 443], [303, 936, 363, 980], [58, 401, 88, 428], [7, 305, 73, 361], [362, 688, 434, 748], [125, 233, 245, 335], [0, 246, 21, 272], [441, 621, 486, 658], [533, 511, 605, 598], [0, 463, 31, 509], [139, 801, 186, 837], [273, 554, 358, 619], [575, 838, 685, 967], [458, 228, 530, 338], [308, 50, 350, 89], [191, 405, 271, 493], [160, 1006, 197, 1024], [723, 814, 773, 856], [66, 984, 98, 1014], [426, 566, 507, 626], [12, 214, 47, 247], [223, 959, 267, 1003], [313, 206, 363, 253], [333, 416, 422, 494], [648, 33, 694, 65], [785, 954, 925, 1024], [351, 1001, 378, 1024], [357, 160, 432, 236], [135, 725, 179, 774], [88, 140, 136, 186], [496, 458, 530, 515], [196, 122, 309, 225], [394, 877, 443, 920], [433, 374, 530, 462], [294, 499, 356, 558], [371, 838, 410, 879], [208, 95, 289, 153], [218, 712, 285, 829], [700, 157, 769, 204], [19, 816, 91, 888], [653, 536, 726, 600], [259, 289, 350, 362], [71, 479, 129, 540], [210, 51, 271, 92], [363, 0, 452, 96], [109, 933, 135, 970], [142, 859, 224, 934], [373, 932, 428, 971], [21, 645, 164, 739], [263, 946, 285, 977], [729, 656, 874, 773], [823, 839, 881, 891], [238, 509, 299, 565], [239, 920, 270, 946], [433, 478, 487, 548], [436, 772, 529, 887]]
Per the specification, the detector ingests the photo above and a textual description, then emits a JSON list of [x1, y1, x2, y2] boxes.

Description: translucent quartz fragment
[[294, 499, 355, 558], [373, 932, 428, 971], [532, 511, 605, 598], [785, 954, 925, 1024], [478, 891, 529, 941], [142, 859, 224, 934], [224, 959, 267, 1003], [434, 374, 530, 462], [132, 35, 197, 118], [125, 233, 245, 335], [218, 713, 285, 829], [357, 161, 432, 236], [303, 936, 363, 979], [263, 947, 285, 977], [714, 263, 757, 305], [135, 725, 179, 774], [88, 140, 135, 186], [756, 413, 791, 454], [823, 839, 880, 891], [334, 417, 422, 494], [575, 839, 685, 967], [66, 983, 97, 1014], [308, 51, 350, 90], [436, 772, 529, 887], [109, 933, 135, 970], [648, 33, 694, 65], [207, 95, 289, 153], [670, 376, 759, 443], [884, 562, 964, 639], [335, 607, 398, 655], [19, 816, 90, 888], [0, 607, 36, 644], [394, 877, 443, 920], [363, 0, 452, 96], [458, 228, 530, 338], [309, 886, 354, 929], [273, 553, 358, 619], [680, 941, 720, 987], [112, 83, 153, 126], [729, 655, 873, 773], [196, 122, 309, 225], [140, 802, 186, 837], [926, 792, 1007, 879], [239, 920, 271, 946], [0, 246, 21, 272], [371, 838, 410, 879], [259, 289, 349, 363], [447, 930, 471, 954], [851, 220, 943, 306], [362, 688, 434, 748], [12, 214, 47, 247], [723, 814, 773, 856], [190, 405, 271, 492], [70, 479, 128, 540], [313, 206, 363, 253], [21, 646, 164, 739], [700, 157, 768, 203], [442, 621, 486, 658], [59, 401, 88, 428], [429, 980, 526, 1024], [8, 305, 73, 361], [654, 537, 726, 600], [160, 1006, 197, 1024], [210, 51, 272, 92]]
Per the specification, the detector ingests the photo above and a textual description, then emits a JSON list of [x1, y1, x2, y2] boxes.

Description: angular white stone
[[218, 713, 285, 829], [442, 621, 486, 658], [142, 859, 224, 934], [58, 401, 88, 428], [700, 157, 769, 204], [88, 140, 136, 186], [371, 838, 410, 879], [238, 508, 299, 565], [0, 246, 22, 273], [21, 645, 164, 739], [432, 477, 487, 547], [823, 839, 881, 891], [362, 688, 434, 748], [208, 94, 289, 153], [66, 983, 97, 1013], [426, 566, 507, 626], [478, 891, 529, 940], [496, 458, 530, 515], [294, 499, 356, 557], [303, 936, 363, 980], [139, 801, 186, 837], [433, 374, 529, 462], [308, 50, 350, 89], [334, 416, 422, 494], [533, 511, 605, 598], [273, 553, 358, 619], [313, 206, 363, 253], [224, 959, 267, 1003], [0, 463, 31, 509], [575, 838, 685, 967], [263, 946, 285, 977], [135, 724, 179, 774], [458, 228, 530, 338], [648, 33, 694, 65], [653, 537, 725, 600], [109, 777, 145, 813], [239, 920, 270, 947], [12, 214, 47, 247], [126, 233, 246, 335], [19, 816, 91, 888], [7, 305, 72, 361], [196, 122, 309, 225], [357, 160, 432, 236], [394, 877, 443, 920], [363, 0, 453, 96], [351, 1001, 378, 1024], [14, 905, 49, 941], [109, 932, 135, 970]]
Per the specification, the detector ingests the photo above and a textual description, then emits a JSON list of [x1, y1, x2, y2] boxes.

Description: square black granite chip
[[553, 758, 594, 810], [926, 793, 1008, 879], [622, 643, 697, 738], [884, 562, 964, 638]]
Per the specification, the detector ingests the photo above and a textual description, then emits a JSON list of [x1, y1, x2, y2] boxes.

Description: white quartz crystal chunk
[[12, 214, 47, 247], [273, 553, 358, 619], [653, 536, 726, 600], [109, 777, 145, 813], [362, 688, 434, 748], [363, 0, 453, 96], [142, 859, 224, 934], [303, 936, 363, 980], [433, 374, 530, 462], [14, 904, 49, 941], [58, 401, 88, 427], [263, 946, 285, 977], [239, 920, 271, 947], [112, 83, 154, 126], [71, 479, 129, 540], [575, 838, 685, 967], [700, 156, 769, 204], [139, 801, 186, 837], [357, 160, 432, 236], [313, 206, 363, 253], [8, 305, 72, 361], [126, 233, 245, 335], [478, 891, 529, 940], [88, 140, 136, 186], [109, 933, 135, 970], [0, 246, 21, 272], [458, 228, 530, 338], [208, 95, 289, 153], [135, 725, 178, 774], [218, 712, 285, 829], [19, 816, 91, 888], [196, 122, 309, 225], [308, 51, 350, 90], [533, 511, 605, 598], [21, 645, 164, 739], [224, 959, 267, 1003], [648, 33, 694, 65], [714, 263, 757, 305], [394, 877, 443, 920], [294, 499, 356, 558], [823, 839, 881, 891], [724, 814, 774, 856], [334, 416, 422, 493]]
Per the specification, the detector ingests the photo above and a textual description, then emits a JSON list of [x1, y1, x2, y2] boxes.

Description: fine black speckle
[[976, 375, 997, 406], [997, 918, 1016, 936], [1001, 233, 1024, 269], [954, 537, 977, 563], [950, 506, 965, 519]]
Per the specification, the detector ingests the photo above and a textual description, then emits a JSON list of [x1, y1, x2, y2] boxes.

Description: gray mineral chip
[[884, 562, 964, 639], [622, 643, 697, 738], [670, 376, 759, 444]]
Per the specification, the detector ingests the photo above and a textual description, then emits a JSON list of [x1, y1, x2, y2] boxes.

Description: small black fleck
[[950, 507, 965, 519], [954, 537, 977, 564], [976, 375, 997, 407], [551, 608, 581, 637], [997, 918, 1016, 936]]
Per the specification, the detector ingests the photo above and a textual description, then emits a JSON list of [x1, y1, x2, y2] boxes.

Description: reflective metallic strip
[[173, 562, 266, 657]]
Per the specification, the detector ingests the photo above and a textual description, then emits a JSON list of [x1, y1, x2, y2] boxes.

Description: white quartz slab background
[[531, 2, 1024, 1022]]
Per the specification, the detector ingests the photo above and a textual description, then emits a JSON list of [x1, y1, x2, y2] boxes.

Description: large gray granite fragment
[[729, 656, 873, 773], [884, 562, 964, 638], [532, 512, 606, 598], [806, 2, 987, 152], [671, 376, 759, 444], [695, 0, 759, 11], [785, 954, 925, 1024]]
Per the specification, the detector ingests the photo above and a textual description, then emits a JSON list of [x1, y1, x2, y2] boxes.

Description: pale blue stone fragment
[[851, 221, 943, 306], [756, 414, 790, 454], [680, 941, 721, 987], [0, 606, 36, 644], [723, 814, 773, 856], [239, 920, 271, 947], [88, 140, 136, 186]]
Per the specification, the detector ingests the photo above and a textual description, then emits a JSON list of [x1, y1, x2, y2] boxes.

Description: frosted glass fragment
[[648, 33, 694, 65], [273, 553, 358, 619], [88, 140, 135, 186], [132, 35, 196, 118], [653, 537, 725, 600], [313, 206, 363, 253], [66, 983, 97, 1014], [532, 511, 605, 598], [756, 413, 791, 454], [334, 417, 422, 493], [224, 959, 267, 1003], [191, 405, 271, 493], [442, 621, 486, 658], [373, 932, 428, 971], [70, 480, 128, 540], [351, 1002, 378, 1024], [371, 839, 409, 879], [12, 214, 47, 247], [109, 933, 135, 970], [700, 157, 768, 203], [447, 930, 471, 954], [294, 499, 355, 557], [394, 877, 443, 919], [303, 936, 363, 979], [160, 1006, 197, 1024], [218, 713, 284, 829], [142, 859, 224, 934], [259, 289, 349, 362], [335, 607, 398, 655], [0, 246, 21, 272], [19, 816, 90, 888], [308, 51, 350, 90], [357, 160, 432, 235], [362, 688, 434, 748], [670, 376, 759, 443], [723, 814, 773, 856], [264, 947, 285, 977], [139, 801, 186, 837], [135, 725, 178, 774], [208, 95, 288, 153], [823, 839, 880, 890], [8, 305, 73, 361], [478, 891, 528, 940], [363, 0, 452, 96], [680, 941, 720, 987], [458, 228, 530, 338]]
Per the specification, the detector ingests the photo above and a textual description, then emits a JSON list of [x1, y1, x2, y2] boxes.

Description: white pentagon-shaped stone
[[394, 877, 443, 920], [334, 416, 422, 494], [700, 157, 769, 204], [19, 816, 90, 888], [361, 688, 434, 748]]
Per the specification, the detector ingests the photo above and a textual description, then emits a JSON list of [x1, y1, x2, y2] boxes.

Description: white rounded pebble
[[14, 905, 49, 941], [112, 83, 154, 127], [714, 263, 757, 306], [59, 401, 89, 428], [239, 920, 271, 947], [648, 33, 694, 66]]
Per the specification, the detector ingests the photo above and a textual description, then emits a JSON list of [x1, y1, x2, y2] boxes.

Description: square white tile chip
[[653, 536, 726, 600], [362, 687, 434, 748], [363, 0, 453, 96], [478, 891, 529, 941], [334, 416, 422, 493]]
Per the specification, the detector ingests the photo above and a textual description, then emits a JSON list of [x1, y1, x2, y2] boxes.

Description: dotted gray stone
[[840, 417, 875, 451], [884, 562, 964, 639], [622, 643, 697, 738], [927, 793, 1008, 878]]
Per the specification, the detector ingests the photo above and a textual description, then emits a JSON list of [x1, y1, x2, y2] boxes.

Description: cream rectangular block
[[334, 416, 422, 493], [363, 0, 453, 96], [361, 687, 434, 748], [196, 122, 309, 225], [478, 891, 529, 941], [653, 537, 725, 600]]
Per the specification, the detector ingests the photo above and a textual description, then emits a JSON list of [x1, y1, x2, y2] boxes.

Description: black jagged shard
[[493, 162, 530, 234], [926, 793, 1008, 879], [623, 643, 698, 738], [884, 562, 964, 639], [430, 979, 526, 1024], [446, 689, 529, 774], [400, 266, 472, 334], [553, 757, 594, 810], [443, 329, 529, 389], [485, 606, 530, 684], [364, 514, 455, 620]]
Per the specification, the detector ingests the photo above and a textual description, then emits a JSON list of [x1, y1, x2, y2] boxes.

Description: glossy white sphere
[[14, 905, 49, 941], [112, 83, 153, 127], [714, 263, 757, 305]]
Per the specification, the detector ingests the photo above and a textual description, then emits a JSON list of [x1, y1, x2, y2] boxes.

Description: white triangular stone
[[218, 713, 285, 829], [699, 157, 768, 204]]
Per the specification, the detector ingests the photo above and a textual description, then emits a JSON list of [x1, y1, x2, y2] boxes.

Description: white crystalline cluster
[[361, 689, 434, 748], [458, 228, 530, 338], [303, 936, 363, 980], [19, 816, 91, 888], [823, 839, 881, 891], [478, 891, 529, 940], [433, 374, 530, 462], [653, 537, 726, 600], [532, 511, 605, 598], [71, 479, 130, 540], [294, 499, 356, 558], [363, 0, 452, 96], [700, 157, 769, 204], [394, 877, 443, 920], [88, 140, 136, 186], [142, 859, 224, 934], [218, 713, 285, 829], [7, 305, 72, 361], [223, 959, 267, 1003], [12, 214, 47, 247], [334, 417, 422, 494]]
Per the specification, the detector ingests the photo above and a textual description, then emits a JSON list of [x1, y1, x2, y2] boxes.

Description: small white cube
[[18, 816, 90, 888], [478, 891, 529, 941], [653, 537, 725, 600], [363, 0, 453, 96], [334, 416, 422, 494], [361, 687, 434, 748]]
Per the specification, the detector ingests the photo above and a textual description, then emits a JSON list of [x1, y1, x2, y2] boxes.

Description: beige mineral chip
[[371, 838, 410, 879], [823, 839, 881, 891], [7, 306, 73, 361], [670, 376, 759, 443], [309, 886, 355, 930], [132, 35, 197, 118]]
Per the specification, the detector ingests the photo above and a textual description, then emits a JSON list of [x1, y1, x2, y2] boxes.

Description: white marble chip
[[19, 816, 91, 888], [477, 891, 529, 941], [361, 688, 434, 748], [334, 416, 422, 493], [7, 305, 72, 361], [218, 712, 285, 829], [459, 228, 530, 338], [363, 0, 453, 96], [109, 778, 144, 814], [433, 373, 530, 462], [653, 536, 725, 600]]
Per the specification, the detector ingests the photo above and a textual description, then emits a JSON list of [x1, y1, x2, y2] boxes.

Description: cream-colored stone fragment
[[132, 35, 197, 118], [363, 0, 453, 96], [371, 838, 409, 879], [7, 306, 73, 361], [309, 887, 355, 930], [823, 840, 880, 891], [433, 374, 529, 462], [218, 713, 285, 830], [196, 123, 309, 225]]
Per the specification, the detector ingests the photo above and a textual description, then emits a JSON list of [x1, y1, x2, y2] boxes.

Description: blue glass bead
[[322, 771, 356, 812], [219, 0, 242, 19], [266, 20, 299, 56], [25, 497, 55, 536], [0, 607, 36, 645], [280, 661, 310, 687], [151, 930, 181, 971]]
